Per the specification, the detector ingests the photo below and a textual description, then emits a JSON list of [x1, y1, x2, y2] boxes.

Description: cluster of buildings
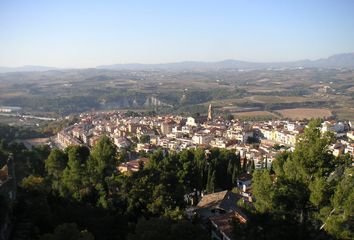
[[57, 106, 354, 175], [188, 120, 354, 240], [47, 107, 354, 240], [321, 120, 354, 157], [0, 106, 22, 114]]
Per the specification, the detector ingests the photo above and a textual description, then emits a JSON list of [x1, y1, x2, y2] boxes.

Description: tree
[[272, 152, 289, 177], [247, 160, 255, 174], [117, 149, 129, 164], [139, 135, 150, 144], [127, 218, 208, 240], [235, 152, 241, 172], [31, 144, 51, 175], [147, 184, 178, 216], [227, 159, 233, 184], [206, 166, 212, 193], [252, 170, 274, 213], [45, 149, 67, 191], [242, 156, 248, 173], [65, 145, 90, 164], [145, 149, 165, 170], [249, 120, 352, 239], [285, 119, 335, 183], [177, 149, 200, 192], [321, 168, 354, 239], [309, 177, 330, 208], [88, 136, 117, 179], [208, 170, 216, 193], [61, 146, 89, 200], [21, 175, 49, 193], [231, 163, 238, 186], [0, 195, 9, 228], [84, 136, 118, 207], [192, 148, 208, 192], [40, 223, 94, 240]]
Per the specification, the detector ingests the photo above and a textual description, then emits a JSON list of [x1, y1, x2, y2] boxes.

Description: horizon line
[[1, 52, 353, 69]]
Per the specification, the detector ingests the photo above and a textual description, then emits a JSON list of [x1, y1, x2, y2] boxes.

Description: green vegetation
[[139, 135, 150, 144], [40, 116, 79, 135], [0, 123, 45, 141], [237, 120, 353, 239], [127, 217, 208, 240], [1, 123, 244, 239], [39, 223, 94, 240], [1, 120, 352, 239]]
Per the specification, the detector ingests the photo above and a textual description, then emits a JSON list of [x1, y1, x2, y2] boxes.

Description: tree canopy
[[249, 119, 353, 239]]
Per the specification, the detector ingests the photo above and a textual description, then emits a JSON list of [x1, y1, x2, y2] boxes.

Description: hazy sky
[[1, 0, 354, 68]]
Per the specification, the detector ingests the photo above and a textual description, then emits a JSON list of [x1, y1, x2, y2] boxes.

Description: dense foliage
[[42, 141, 242, 217], [1, 121, 352, 239], [241, 119, 353, 239], [0, 123, 45, 141], [1, 126, 244, 239]]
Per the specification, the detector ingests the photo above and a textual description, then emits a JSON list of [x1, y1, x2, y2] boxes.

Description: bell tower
[[207, 104, 212, 121]]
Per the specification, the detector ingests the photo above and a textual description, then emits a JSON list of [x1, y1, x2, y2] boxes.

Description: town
[[57, 105, 354, 173], [52, 106, 354, 240], [1, 0, 354, 239]]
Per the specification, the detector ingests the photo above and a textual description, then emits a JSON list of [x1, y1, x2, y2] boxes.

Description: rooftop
[[197, 190, 241, 212], [209, 211, 248, 240]]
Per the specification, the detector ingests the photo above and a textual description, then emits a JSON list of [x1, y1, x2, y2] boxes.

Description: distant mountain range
[[0, 65, 57, 73], [97, 53, 354, 70], [1, 53, 354, 73]]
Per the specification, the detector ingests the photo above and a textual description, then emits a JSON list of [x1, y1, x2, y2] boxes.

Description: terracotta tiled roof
[[209, 211, 248, 240], [197, 190, 241, 212], [197, 190, 228, 208], [118, 158, 149, 172]]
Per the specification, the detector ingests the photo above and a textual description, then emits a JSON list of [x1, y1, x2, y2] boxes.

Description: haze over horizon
[[1, 52, 354, 70], [1, 0, 354, 68]]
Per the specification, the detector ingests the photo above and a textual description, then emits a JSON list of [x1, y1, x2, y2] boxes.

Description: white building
[[192, 134, 212, 145], [186, 117, 197, 126]]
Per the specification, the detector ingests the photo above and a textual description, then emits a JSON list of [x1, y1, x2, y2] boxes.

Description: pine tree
[[232, 163, 238, 186], [236, 152, 241, 171], [206, 166, 212, 193], [61, 146, 89, 199], [248, 160, 255, 174], [242, 156, 248, 173], [88, 135, 117, 183], [252, 169, 274, 213], [209, 170, 216, 193], [45, 149, 67, 191], [227, 160, 233, 187], [227, 160, 233, 176]]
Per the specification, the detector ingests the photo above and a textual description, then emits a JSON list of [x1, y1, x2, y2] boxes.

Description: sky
[[1, 0, 354, 68]]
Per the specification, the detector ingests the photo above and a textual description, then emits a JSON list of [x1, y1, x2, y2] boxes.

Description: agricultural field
[[332, 108, 354, 121], [247, 96, 307, 104], [245, 95, 325, 104], [276, 108, 333, 120], [233, 111, 279, 120], [0, 67, 353, 120]]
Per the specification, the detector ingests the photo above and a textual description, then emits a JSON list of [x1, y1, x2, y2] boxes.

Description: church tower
[[207, 104, 212, 121]]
